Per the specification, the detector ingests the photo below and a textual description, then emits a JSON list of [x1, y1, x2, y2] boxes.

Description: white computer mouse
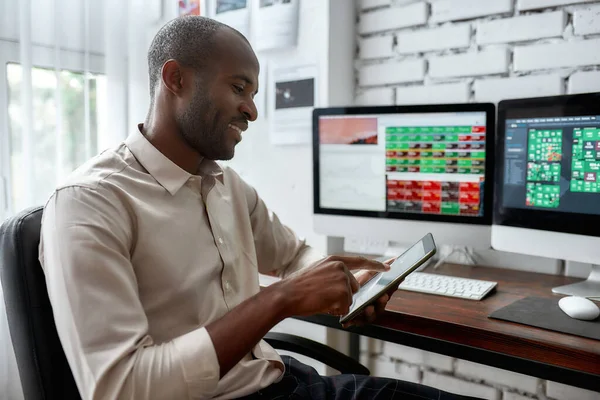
[[558, 296, 600, 321]]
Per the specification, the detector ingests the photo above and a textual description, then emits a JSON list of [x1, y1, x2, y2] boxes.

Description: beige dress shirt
[[39, 127, 323, 400]]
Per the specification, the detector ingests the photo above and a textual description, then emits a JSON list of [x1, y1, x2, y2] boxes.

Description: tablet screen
[[344, 239, 428, 319]]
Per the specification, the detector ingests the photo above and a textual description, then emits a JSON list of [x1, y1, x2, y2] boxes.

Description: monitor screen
[[494, 93, 600, 238], [313, 104, 496, 225], [502, 115, 600, 215]]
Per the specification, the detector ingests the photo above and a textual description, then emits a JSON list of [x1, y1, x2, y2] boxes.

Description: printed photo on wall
[[178, 0, 201, 16], [209, 0, 250, 39], [275, 78, 314, 110], [260, 0, 292, 7], [268, 63, 318, 145], [216, 0, 247, 14]]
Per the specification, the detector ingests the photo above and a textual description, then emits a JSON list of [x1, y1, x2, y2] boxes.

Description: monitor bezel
[[494, 92, 600, 238], [312, 103, 496, 226]]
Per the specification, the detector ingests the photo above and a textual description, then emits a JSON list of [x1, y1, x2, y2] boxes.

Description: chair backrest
[[0, 207, 81, 400]]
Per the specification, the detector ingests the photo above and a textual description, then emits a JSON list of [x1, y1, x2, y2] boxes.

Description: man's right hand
[[274, 256, 389, 318]]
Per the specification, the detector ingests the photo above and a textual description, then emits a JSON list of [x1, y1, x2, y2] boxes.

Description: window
[[6, 63, 106, 210]]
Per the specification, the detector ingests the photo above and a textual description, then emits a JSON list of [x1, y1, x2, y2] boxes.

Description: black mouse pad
[[488, 296, 600, 340]]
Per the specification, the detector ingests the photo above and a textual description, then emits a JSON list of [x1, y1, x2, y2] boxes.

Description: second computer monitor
[[312, 103, 496, 248], [493, 93, 600, 266]]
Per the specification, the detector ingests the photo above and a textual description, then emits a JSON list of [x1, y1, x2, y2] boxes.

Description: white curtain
[[0, 0, 164, 397]]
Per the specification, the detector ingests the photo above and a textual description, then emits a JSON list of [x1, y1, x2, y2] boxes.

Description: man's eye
[[233, 85, 244, 93]]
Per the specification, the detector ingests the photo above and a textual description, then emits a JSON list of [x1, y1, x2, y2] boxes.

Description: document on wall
[[209, 0, 251, 39], [251, 0, 299, 51], [268, 63, 318, 145]]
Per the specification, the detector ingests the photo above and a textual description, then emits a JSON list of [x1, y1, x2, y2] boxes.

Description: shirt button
[[225, 281, 231, 291], [218, 237, 224, 244]]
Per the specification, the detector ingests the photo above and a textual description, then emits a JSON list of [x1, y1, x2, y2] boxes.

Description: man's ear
[[161, 59, 185, 97]]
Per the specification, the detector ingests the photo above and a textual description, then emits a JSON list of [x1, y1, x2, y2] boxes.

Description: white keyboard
[[398, 272, 497, 300]]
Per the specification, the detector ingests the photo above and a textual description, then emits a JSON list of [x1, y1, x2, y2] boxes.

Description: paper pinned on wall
[[252, 0, 299, 52], [209, 0, 251, 39], [268, 63, 318, 145]]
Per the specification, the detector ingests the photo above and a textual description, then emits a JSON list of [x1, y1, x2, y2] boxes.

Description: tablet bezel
[[339, 233, 437, 324]]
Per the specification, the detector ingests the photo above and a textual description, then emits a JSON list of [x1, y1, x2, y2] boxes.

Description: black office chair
[[0, 207, 369, 400]]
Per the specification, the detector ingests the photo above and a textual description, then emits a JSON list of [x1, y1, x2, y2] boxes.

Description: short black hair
[[147, 16, 226, 102]]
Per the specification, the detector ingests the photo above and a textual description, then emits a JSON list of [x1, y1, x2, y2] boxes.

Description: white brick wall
[[517, 0, 596, 11], [474, 74, 565, 103], [361, 339, 600, 400], [360, 35, 394, 59], [358, 2, 427, 35], [569, 70, 600, 93], [359, 60, 425, 86], [396, 82, 470, 105], [546, 380, 600, 400], [360, 0, 390, 10], [574, 4, 600, 35], [355, 1, 600, 398], [372, 357, 422, 383], [514, 39, 600, 72], [355, 87, 395, 105], [372, 357, 402, 379], [455, 360, 541, 394], [357, 0, 600, 106], [422, 371, 501, 400], [476, 11, 566, 44], [503, 392, 539, 400], [384, 341, 454, 372], [430, 48, 510, 78], [397, 24, 471, 54], [431, 0, 513, 23]]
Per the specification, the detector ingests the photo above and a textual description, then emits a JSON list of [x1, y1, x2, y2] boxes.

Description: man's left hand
[[342, 257, 397, 328]]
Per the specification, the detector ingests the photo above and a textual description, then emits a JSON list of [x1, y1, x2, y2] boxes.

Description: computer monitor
[[492, 93, 600, 297], [312, 103, 496, 248]]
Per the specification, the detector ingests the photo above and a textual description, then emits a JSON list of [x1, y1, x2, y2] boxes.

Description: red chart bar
[[459, 182, 480, 192], [423, 202, 441, 214]]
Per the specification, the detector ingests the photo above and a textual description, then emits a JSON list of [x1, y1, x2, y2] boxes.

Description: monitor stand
[[552, 264, 600, 298]]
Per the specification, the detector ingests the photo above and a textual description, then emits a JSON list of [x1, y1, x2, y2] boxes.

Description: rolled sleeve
[[172, 327, 220, 396]]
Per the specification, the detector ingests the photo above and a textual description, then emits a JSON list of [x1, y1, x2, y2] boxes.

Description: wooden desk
[[294, 263, 600, 392]]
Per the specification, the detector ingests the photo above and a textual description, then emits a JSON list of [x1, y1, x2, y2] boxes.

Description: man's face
[[176, 29, 259, 161]]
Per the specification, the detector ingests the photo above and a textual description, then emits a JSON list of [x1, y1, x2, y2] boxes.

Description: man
[[39, 16, 479, 400]]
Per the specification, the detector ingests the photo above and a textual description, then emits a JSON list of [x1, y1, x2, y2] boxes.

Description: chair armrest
[[263, 332, 370, 376]]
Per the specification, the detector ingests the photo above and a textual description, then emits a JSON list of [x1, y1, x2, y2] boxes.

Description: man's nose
[[240, 100, 258, 122]]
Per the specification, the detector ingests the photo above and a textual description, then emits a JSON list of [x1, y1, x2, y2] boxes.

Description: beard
[[176, 89, 232, 161]]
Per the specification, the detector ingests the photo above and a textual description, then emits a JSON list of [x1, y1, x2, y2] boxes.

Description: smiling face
[[175, 28, 259, 160]]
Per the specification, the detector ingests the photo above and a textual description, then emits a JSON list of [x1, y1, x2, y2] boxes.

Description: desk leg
[[349, 332, 360, 361]]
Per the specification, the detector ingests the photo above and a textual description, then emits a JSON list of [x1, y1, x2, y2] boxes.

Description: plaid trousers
[[239, 356, 481, 400]]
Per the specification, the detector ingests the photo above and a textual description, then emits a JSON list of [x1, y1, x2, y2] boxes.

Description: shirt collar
[[124, 126, 224, 195]]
